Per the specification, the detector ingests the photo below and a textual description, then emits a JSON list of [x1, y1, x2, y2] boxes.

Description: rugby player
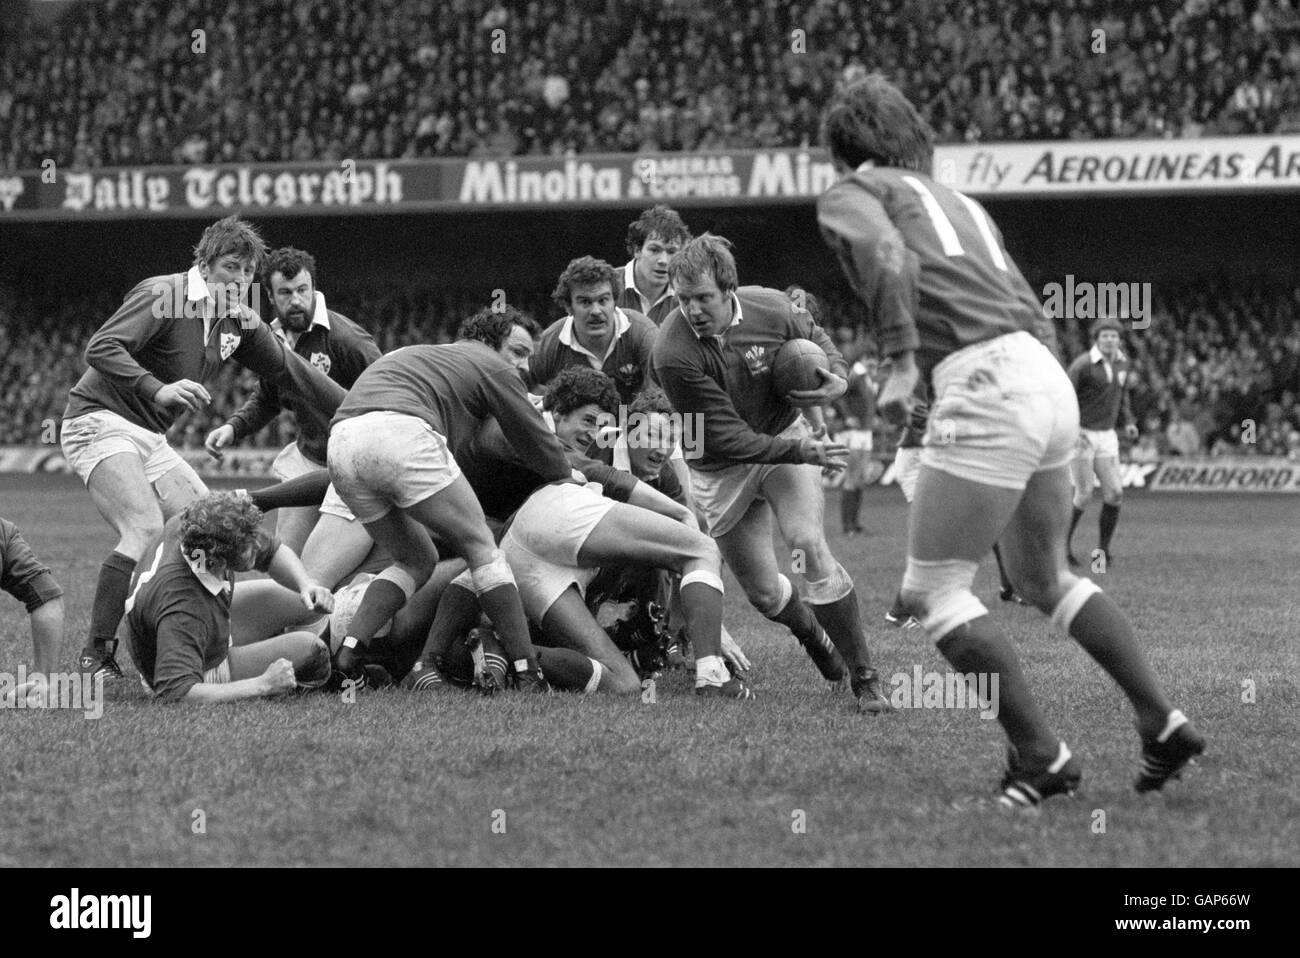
[[1066, 317, 1138, 569], [326, 306, 573, 692], [205, 246, 381, 553], [818, 74, 1204, 802], [0, 518, 65, 707], [653, 235, 891, 711], [62, 216, 346, 681], [530, 256, 658, 406], [120, 492, 333, 703], [617, 205, 692, 326], [413, 366, 747, 697]]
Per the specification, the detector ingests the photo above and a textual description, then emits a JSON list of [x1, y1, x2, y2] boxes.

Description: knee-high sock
[[1068, 593, 1171, 739], [768, 592, 832, 649], [537, 647, 599, 692], [811, 590, 874, 673], [1067, 506, 1084, 549], [992, 543, 1015, 593], [89, 552, 136, 654], [345, 579, 408, 650], [840, 488, 861, 532], [680, 579, 723, 659], [476, 584, 537, 670], [937, 615, 1059, 767], [1098, 503, 1120, 553], [418, 582, 480, 669], [247, 468, 331, 512]]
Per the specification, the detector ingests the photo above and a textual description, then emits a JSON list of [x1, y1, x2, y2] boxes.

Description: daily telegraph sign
[[4, 136, 1300, 219]]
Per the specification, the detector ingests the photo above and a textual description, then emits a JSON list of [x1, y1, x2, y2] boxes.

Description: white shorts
[[61, 410, 189, 485], [327, 412, 461, 523], [1076, 428, 1120, 464], [690, 417, 817, 537], [500, 482, 614, 620], [921, 331, 1079, 490], [840, 427, 875, 490], [271, 440, 322, 480], [893, 446, 922, 504], [138, 654, 230, 697]]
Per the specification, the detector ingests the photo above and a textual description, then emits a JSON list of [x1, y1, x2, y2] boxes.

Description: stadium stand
[[3, 277, 1298, 458], [3, 0, 1300, 169]]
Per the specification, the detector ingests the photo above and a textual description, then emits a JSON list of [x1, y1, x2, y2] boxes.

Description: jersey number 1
[[902, 176, 1009, 272]]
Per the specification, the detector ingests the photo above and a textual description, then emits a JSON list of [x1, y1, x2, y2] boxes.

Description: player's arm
[[658, 360, 844, 467], [1119, 362, 1138, 437], [816, 182, 920, 362], [576, 457, 696, 526], [525, 332, 558, 393], [232, 320, 347, 418], [625, 478, 697, 527], [479, 368, 574, 481], [258, 532, 332, 613], [211, 379, 282, 459], [150, 603, 298, 703], [334, 317, 383, 385], [787, 301, 849, 405], [84, 278, 211, 411]]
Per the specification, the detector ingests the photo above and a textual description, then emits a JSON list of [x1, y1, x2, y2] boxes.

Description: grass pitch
[[1, 475, 1296, 867]]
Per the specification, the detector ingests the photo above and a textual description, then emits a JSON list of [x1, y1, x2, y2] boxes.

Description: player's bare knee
[[1012, 568, 1064, 612], [901, 557, 985, 639], [788, 532, 833, 576], [1102, 487, 1123, 506]]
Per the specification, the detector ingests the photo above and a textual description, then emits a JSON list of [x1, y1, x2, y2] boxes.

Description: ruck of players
[[1, 78, 1206, 809]]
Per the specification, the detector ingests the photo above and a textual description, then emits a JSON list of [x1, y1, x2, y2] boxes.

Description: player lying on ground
[[1066, 317, 1138, 570], [653, 233, 891, 712], [818, 73, 1204, 803], [585, 384, 747, 673], [410, 366, 745, 696], [120, 492, 332, 703], [0, 518, 66, 707], [327, 306, 573, 692], [205, 245, 381, 554], [62, 216, 346, 681]]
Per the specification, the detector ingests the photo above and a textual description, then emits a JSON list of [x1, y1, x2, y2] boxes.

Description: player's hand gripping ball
[[772, 339, 830, 406]]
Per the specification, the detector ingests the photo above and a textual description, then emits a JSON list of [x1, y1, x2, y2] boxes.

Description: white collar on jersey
[[180, 543, 231, 596], [1090, 343, 1125, 364], [271, 291, 331, 342], [688, 292, 743, 340], [623, 259, 675, 312], [558, 308, 631, 365]]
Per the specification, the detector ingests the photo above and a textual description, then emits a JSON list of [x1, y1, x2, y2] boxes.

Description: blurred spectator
[[1166, 403, 1204, 456]]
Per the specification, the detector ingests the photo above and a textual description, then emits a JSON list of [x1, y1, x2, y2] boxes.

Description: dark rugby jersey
[[653, 286, 848, 472], [1068, 345, 1135, 432], [459, 412, 638, 523], [65, 268, 346, 434], [331, 341, 571, 483], [0, 518, 63, 612], [121, 515, 279, 702], [817, 165, 1058, 381], [529, 307, 657, 405], [226, 293, 380, 463]]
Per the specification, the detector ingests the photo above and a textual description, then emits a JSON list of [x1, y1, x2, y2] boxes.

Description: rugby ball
[[772, 338, 829, 402]]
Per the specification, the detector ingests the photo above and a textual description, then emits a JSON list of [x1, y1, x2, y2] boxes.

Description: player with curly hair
[[118, 492, 333, 703]]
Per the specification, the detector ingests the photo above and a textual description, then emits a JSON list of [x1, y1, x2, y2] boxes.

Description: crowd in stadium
[[3, 276, 1298, 460], [4, 0, 1300, 170]]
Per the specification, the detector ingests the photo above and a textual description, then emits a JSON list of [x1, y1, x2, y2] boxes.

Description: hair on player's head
[[458, 305, 541, 349], [668, 233, 739, 293], [822, 74, 935, 174], [541, 366, 619, 418], [179, 492, 263, 568], [626, 204, 692, 259], [629, 384, 674, 418], [552, 256, 619, 311], [263, 247, 318, 288], [193, 215, 268, 270], [785, 285, 825, 325]]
